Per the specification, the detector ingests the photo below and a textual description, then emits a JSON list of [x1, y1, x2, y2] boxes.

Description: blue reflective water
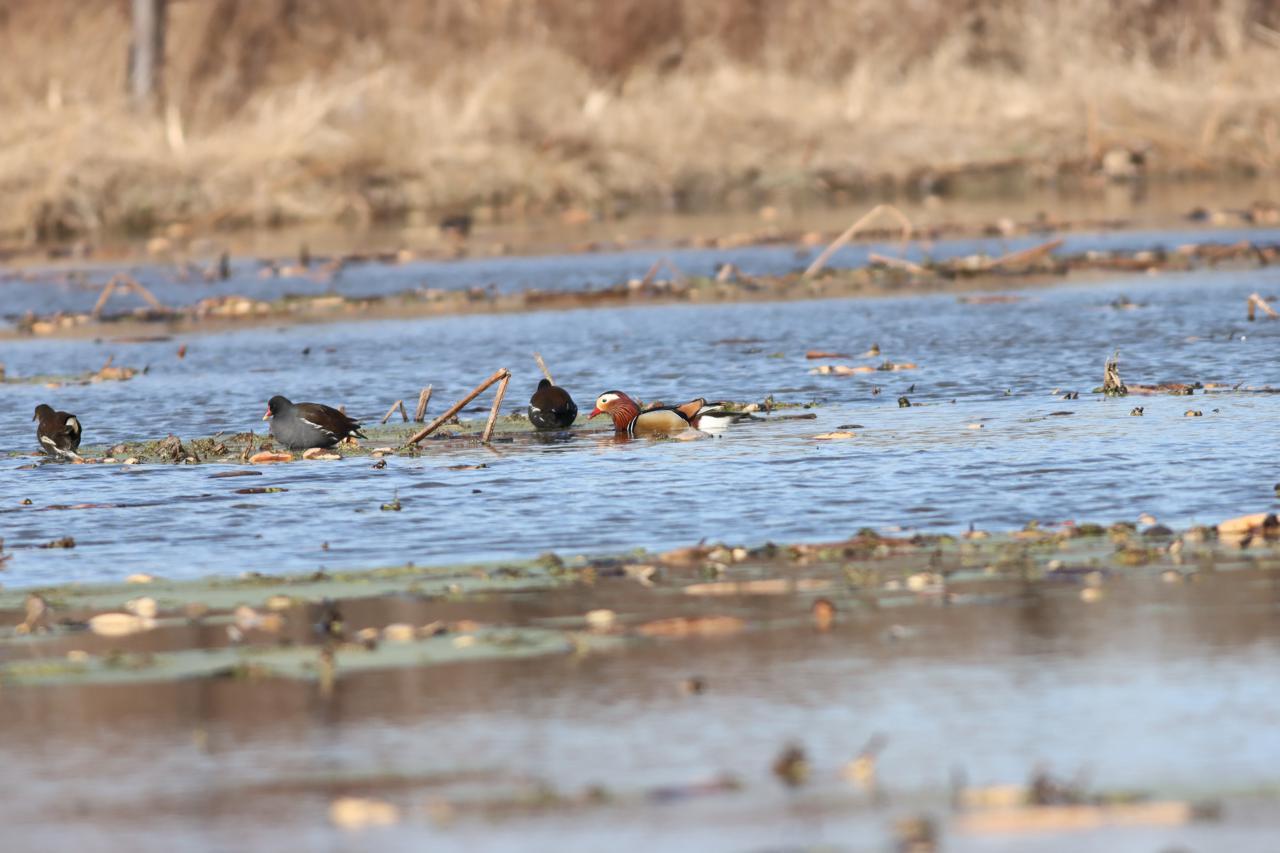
[[1, 225, 1275, 317], [2, 248, 1279, 585]]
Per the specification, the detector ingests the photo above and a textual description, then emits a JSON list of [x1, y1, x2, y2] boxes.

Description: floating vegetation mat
[[8, 237, 1280, 340], [2, 518, 1276, 688]]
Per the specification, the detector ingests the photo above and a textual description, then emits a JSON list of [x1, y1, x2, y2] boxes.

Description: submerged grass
[[2, 520, 1277, 686], [4, 0, 1280, 241]]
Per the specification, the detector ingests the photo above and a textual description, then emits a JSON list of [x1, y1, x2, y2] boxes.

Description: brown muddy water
[[2, 555, 1280, 852], [2, 206, 1280, 851]]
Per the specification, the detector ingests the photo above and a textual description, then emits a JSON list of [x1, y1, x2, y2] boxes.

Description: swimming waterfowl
[[33, 404, 82, 458], [529, 379, 578, 429], [588, 391, 743, 436], [263, 395, 366, 449]]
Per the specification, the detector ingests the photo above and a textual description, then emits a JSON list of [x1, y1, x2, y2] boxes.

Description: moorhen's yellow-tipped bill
[[264, 395, 367, 449], [33, 403, 83, 459]]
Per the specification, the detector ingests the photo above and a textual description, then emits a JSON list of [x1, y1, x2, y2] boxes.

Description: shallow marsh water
[[1, 223, 1274, 320], [3, 222, 1280, 851], [2, 243, 1279, 585]]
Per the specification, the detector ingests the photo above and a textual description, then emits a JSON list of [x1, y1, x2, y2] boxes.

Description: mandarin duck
[[33, 404, 82, 459], [588, 391, 743, 436], [263, 395, 366, 449], [529, 379, 578, 429]]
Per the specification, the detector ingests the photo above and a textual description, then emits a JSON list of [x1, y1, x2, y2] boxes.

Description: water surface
[[2, 267, 1278, 585]]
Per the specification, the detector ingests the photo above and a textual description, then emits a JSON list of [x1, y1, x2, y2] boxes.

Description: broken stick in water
[[982, 238, 1064, 270], [481, 373, 511, 443], [1247, 292, 1278, 321], [1103, 350, 1128, 396], [404, 368, 510, 445], [92, 273, 165, 319], [379, 400, 404, 425], [804, 204, 913, 279], [533, 353, 554, 385], [414, 385, 433, 422], [868, 253, 930, 276]]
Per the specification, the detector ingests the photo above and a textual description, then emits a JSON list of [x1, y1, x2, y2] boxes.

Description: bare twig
[[91, 280, 118, 318], [92, 273, 165, 319], [868, 253, 930, 276], [804, 204, 913, 278], [404, 368, 510, 445], [639, 258, 663, 288], [413, 385, 433, 422], [380, 400, 403, 425], [662, 257, 687, 285], [1248, 292, 1279, 321], [481, 373, 510, 443], [533, 353, 554, 384], [982, 238, 1064, 270]]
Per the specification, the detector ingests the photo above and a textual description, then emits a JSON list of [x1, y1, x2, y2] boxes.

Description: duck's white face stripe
[[595, 393, 620, 409]]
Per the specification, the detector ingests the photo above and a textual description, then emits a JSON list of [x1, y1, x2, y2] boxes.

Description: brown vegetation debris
[[249, 451, 293, 464], [636, 616, 746, 638]]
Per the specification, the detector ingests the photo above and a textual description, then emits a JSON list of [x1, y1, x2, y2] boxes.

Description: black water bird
[[33, 404, 82, 458], [263, 395, 366, 449], [529, 379, 578, 430]]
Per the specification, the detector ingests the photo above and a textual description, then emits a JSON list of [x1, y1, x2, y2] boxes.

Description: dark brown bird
[[529, 379, 578, 430], [33, 404, 82, 459], [263, 395, 366, 449]]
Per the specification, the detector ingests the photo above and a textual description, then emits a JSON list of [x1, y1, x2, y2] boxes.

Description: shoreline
[[4, 229, 1277, 343]]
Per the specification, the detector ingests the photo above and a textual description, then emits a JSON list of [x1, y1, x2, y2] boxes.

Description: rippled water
[[2, 233, 1280, 586]]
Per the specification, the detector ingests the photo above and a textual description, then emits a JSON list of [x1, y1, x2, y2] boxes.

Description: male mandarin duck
[[588, 391, 743, 436], [33, 404, 82, 458], [529, 379, 578, 429], [263, 395, 366, 449]]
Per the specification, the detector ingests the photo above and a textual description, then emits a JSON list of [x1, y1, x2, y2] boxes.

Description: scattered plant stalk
[[804, 204, 913, 278], [404, 368, 510, 445], [481, 373, 511, 443]]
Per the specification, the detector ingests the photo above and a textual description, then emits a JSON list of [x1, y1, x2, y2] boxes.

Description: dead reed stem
[[481, 373, 511, 443], [414, 385, 433, 421], [533, 353, 554, 384], [380, 400, 404, 425], [868, 252, 930, 276], [1248, 292, 1278, 320], [983, 238, 1065, 269], [804, 204, 913, 279], [404, 368, 510, 445], [91, 273, 165, 319]]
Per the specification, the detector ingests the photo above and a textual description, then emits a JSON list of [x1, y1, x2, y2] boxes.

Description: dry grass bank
[[2, 0, 1280, 242]]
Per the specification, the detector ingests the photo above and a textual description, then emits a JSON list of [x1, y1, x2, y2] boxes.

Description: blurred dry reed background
[[2, 0, 1280, 242]]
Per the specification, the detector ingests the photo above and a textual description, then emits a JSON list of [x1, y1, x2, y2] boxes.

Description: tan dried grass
[[1, 0, 1278, 240]]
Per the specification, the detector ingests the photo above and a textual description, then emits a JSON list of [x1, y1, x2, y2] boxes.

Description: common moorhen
[[529, 378, 578, 430], [263, 395, 366, 449], [588, 391, 742, 436], [33, 404, 82, 458]]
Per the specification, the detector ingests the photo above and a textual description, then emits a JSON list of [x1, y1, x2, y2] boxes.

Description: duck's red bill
[[587, 407, 602, 419]]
